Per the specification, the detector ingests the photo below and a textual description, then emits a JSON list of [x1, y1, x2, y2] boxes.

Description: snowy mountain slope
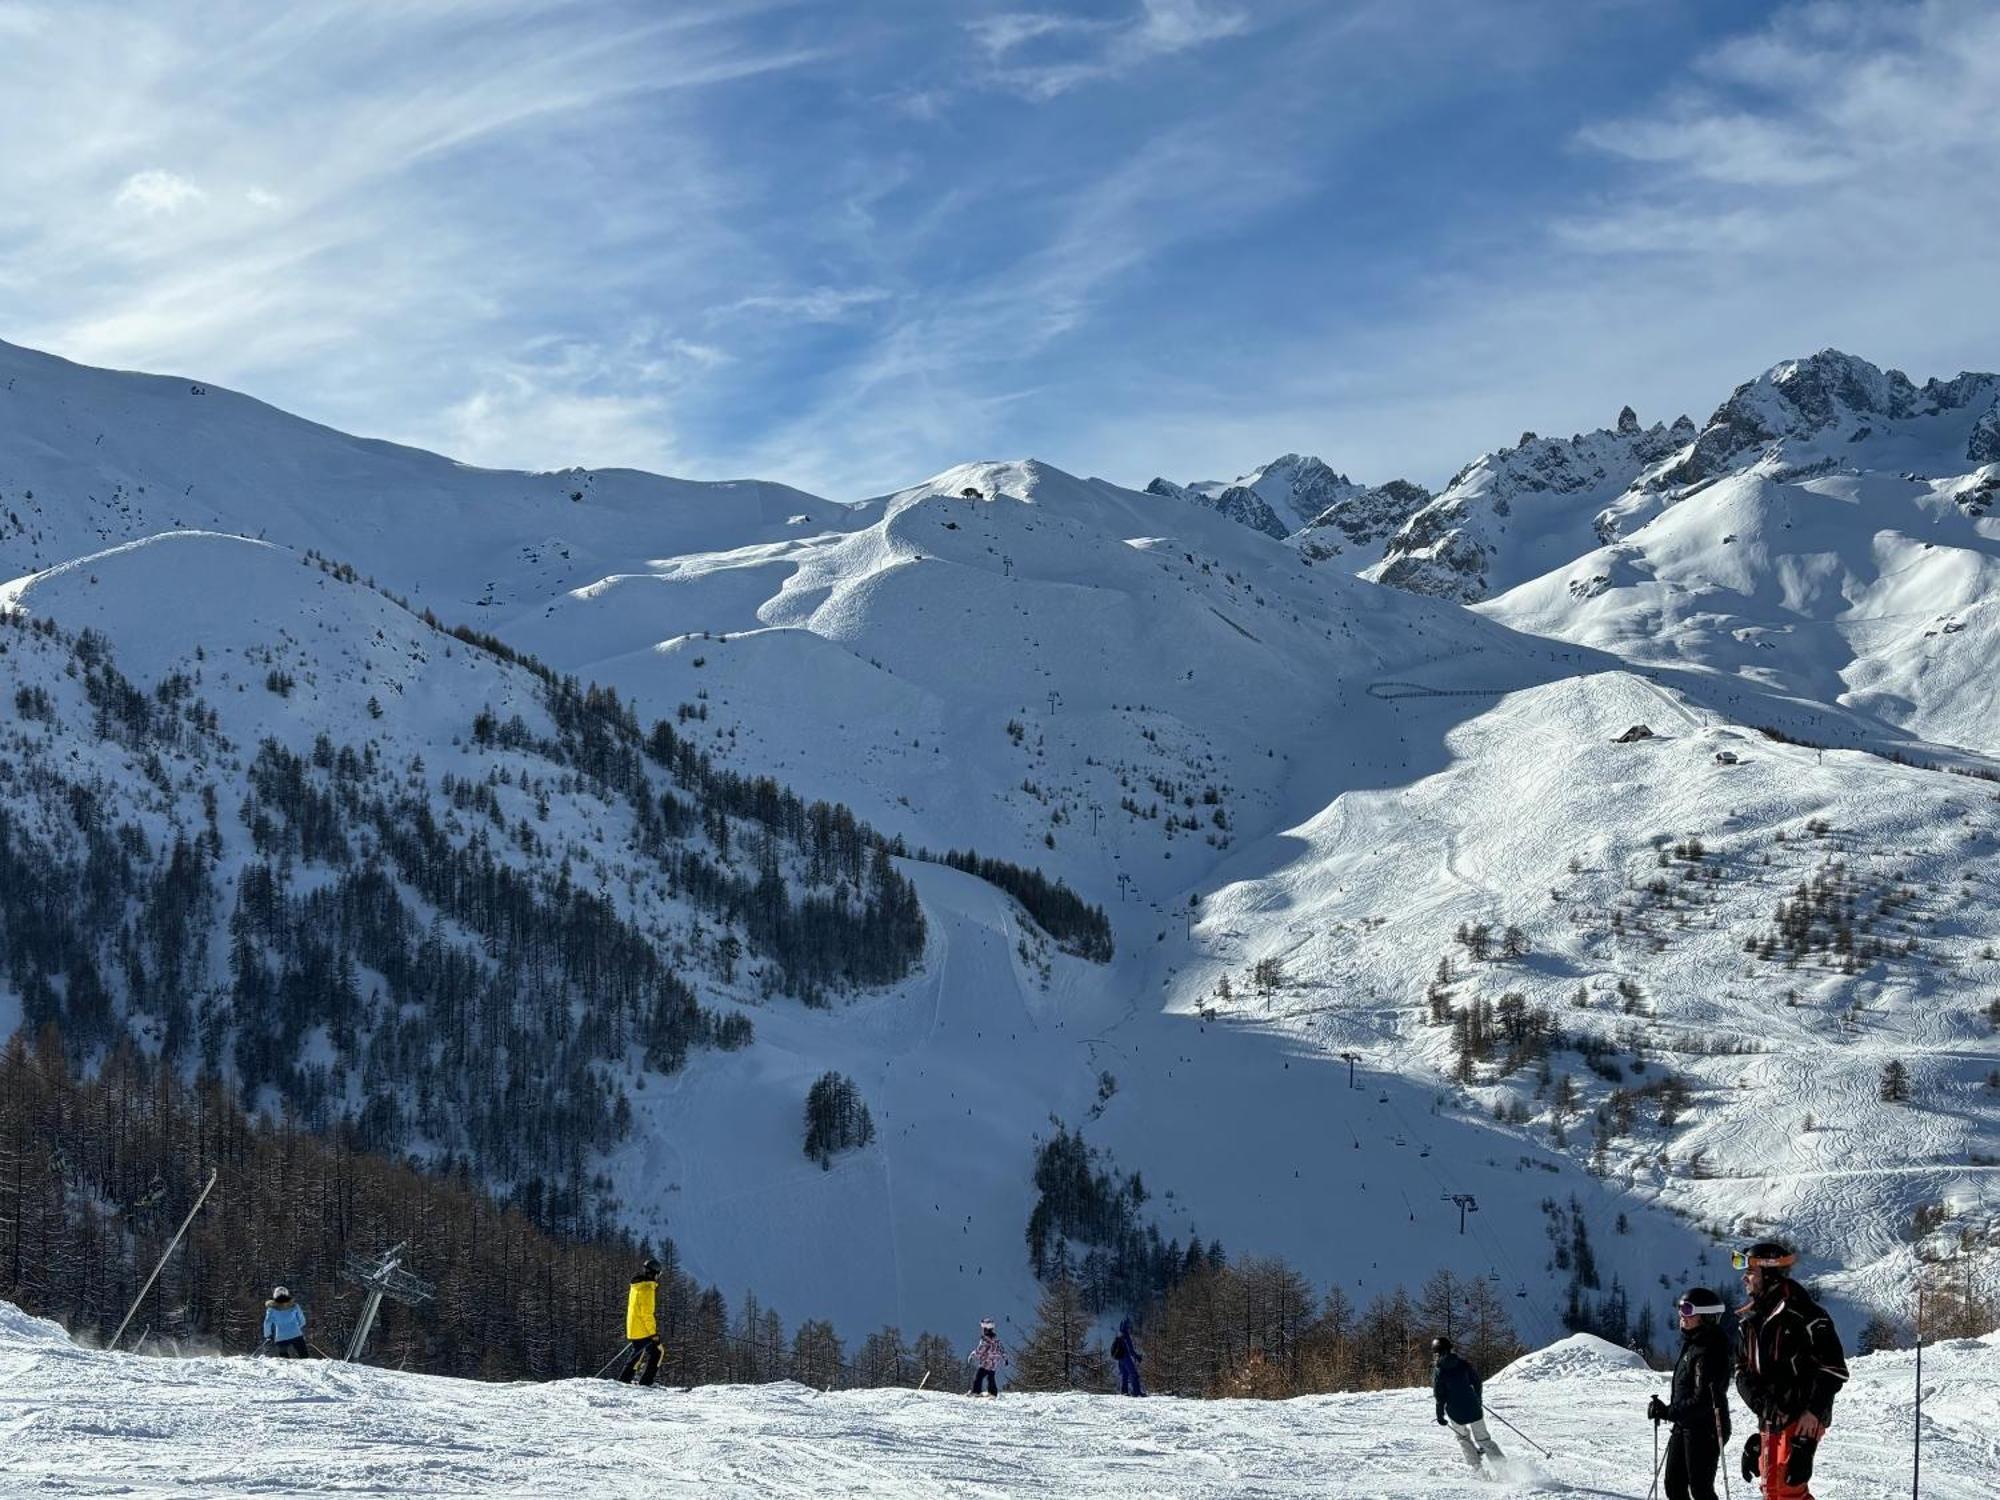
[[1182, 668, 2000, 1320], [1485, 456, 2000, 755], [4, 1308, 1992, 1499], [1363, 407, 1696, 604], [0, 337, 856, 615], [0, 530, 940, 1249], [497, 456, 1562, 897], [473, 458, 1747, 1333], [0, 522, 1698, 1344], [1368, 350, 2000, 612], [4, 338, 1998, 1353]]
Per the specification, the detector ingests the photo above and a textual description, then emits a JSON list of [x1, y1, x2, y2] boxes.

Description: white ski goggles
[[1677, 1298, 1725, 1317]]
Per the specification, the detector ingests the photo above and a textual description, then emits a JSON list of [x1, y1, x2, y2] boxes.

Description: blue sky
[[3, 0, 1997, 498]]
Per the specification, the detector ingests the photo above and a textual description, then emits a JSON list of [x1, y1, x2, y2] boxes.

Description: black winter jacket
[[1665, 1323, 1732, 1441], [1734, 1281, 1848, 1429], [1433, 1352, 1483, 1425]]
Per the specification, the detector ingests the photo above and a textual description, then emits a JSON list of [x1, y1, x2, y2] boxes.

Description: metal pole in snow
[[345, 1286, 387, 1363], [1912, 1285, 1922, 1500], [109, 1167, 218, 1352]]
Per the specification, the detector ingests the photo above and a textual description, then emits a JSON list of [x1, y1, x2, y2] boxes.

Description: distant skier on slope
[[967, 1318, 1009, 1396], [1431, 1337, 1504, 1469], [1647, 1287, 1732, 1500], [1732, 1242, 1847, 1500], [1112, 1318, 1145, 1397], [618, 1258, 664, 1386], [262, 1286, 309, 1358]]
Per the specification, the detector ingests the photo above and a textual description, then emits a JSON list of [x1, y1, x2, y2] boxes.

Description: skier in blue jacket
[[263, 1287, 309, 1357], [1112, 1319, 1146, 1397], [1433, 1337, 1504, 1469]]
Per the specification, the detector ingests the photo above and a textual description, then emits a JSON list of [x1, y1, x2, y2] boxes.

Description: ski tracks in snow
[[1, 1322, 1995, 1499]]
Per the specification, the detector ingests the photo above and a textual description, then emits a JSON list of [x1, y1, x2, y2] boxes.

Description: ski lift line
[[1371, 1089, 1571, 1347], [1464, 1207, 1570, 1349], [1340, 1058, 1600, 1347]]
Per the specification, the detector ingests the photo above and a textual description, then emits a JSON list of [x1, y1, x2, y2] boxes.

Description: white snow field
[[3, 336, 1997, 1350], [1, 1307, 1991, 1499]]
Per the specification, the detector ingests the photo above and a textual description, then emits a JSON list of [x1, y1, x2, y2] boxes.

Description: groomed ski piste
[[1, 1305, 1992, 1498]]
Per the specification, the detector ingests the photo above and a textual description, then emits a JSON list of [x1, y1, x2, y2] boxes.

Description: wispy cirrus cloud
[[0, 0, 820, 470], [3, 0, 1995, 506], [720, 287, 894, 324], [1564, 0, 2000, 252], [969, 0, 1249, 98]]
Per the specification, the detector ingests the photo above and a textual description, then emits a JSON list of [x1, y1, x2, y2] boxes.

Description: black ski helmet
[[641, 1257, 661, 1278], [1677, 1287, 1725, 1319], [1431, 1336, 1453, 1355]]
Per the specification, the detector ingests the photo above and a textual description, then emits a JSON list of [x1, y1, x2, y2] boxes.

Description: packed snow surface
[[0, 1311, 1992, 1498]]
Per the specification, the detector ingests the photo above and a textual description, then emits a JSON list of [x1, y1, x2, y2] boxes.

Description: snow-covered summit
[[1476, 353, 2000, 752], [0, 336, 854, 618], [1661, 349, 2000, 489], [1148, 453, 1378, 541]]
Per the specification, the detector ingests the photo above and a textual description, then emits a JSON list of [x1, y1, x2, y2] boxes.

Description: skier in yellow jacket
[[619, 1257, 663, 1386]]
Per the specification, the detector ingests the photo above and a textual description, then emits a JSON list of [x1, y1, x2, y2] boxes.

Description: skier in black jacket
[[1647, 1287, 1732, 1500], [1431, 1337, 1504, 1469], [1731, 1241, 1847, 1500]]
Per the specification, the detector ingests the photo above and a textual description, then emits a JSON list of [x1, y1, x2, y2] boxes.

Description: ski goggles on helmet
[[1731, 1248, 1795, 1271], [1677, 1296, 1725, 1316]]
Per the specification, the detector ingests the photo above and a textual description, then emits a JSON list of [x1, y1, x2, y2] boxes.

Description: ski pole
[[1648, 1418, 1662, 1500], [308, 1340, 336, 1360], [254, 1338, 271, 1358], [596, 1343, 633, 1379], [1716, 1409, 1731, 1500], [1912, 1285, 1923, 1500], [1484, 1402, 1553, 1458]]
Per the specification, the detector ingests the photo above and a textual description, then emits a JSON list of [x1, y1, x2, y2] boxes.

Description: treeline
[[907, 845, 1114, 961], [0, 1025, 1551, 1403], [0, 1029, 643, 1378], [1011, 1254, 1524, 1398], [0, 1027, 975, 1386]]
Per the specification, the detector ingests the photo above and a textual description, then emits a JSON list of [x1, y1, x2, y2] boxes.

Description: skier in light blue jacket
[[263, 1287, 309, 1358]]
